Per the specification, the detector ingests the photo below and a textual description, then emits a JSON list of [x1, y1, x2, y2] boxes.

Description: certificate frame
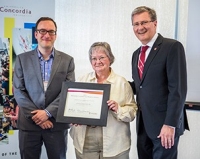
[[185, 101, 200, 111], [56, 81, 111, 126]]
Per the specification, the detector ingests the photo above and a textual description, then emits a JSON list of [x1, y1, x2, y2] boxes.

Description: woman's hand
[[4, 114, 11, 118], [107, 100, 118, 112]]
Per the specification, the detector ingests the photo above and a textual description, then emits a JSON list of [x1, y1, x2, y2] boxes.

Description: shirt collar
[[37, 48, 55, 60], [89, 68, 115, 84], [142, 33, 158, 48]]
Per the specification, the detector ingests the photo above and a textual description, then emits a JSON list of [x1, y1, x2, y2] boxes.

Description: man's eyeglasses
[[91, 56, 107, 62], [133, 20, 153, 28], [36, 29, 57, 36]]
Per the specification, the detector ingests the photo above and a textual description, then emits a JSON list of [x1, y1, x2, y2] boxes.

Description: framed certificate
[[56, 81, 111, 126], [185, 101, 200, 110]]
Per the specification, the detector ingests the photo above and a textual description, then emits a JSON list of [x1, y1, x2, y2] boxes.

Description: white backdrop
[[185, 0, 200, 102], [54, 1, 199, 159], [55, 0, 180, 81]]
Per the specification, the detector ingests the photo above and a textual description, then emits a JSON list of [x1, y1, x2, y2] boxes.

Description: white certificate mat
[[64, 88, 103, 119]]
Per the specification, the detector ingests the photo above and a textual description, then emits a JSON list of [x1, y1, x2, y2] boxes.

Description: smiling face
[[90, 48, 111, 74], [35, 20, 57, 51], [132, 12, 157, 45]]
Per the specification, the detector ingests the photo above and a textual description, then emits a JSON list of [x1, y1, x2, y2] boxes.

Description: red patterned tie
[[138, 46, 149, 79]]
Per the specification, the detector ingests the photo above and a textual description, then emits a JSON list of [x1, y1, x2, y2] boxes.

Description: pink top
[[10, 106, 19, 121]]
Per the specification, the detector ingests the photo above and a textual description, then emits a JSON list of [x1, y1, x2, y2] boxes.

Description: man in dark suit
[[13, 17, 75, 159], [130, 6, 189, 159]]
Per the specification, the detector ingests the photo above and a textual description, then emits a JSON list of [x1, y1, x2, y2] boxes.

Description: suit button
[[140, 86, 142, 88]]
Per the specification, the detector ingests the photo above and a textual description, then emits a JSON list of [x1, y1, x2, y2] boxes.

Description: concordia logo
[[0, 6, 31, 15]]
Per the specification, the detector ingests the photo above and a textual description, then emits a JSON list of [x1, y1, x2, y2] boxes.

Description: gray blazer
[[13, 49, 75, 131]]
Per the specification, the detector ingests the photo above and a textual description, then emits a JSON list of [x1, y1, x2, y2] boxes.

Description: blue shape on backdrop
[[24, 23, 37, 50]]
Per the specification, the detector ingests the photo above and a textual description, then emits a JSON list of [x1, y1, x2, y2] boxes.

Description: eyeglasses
[[91, 56, 107, 62], [36, 29, 57, 36], [133, 20, 153, 28]]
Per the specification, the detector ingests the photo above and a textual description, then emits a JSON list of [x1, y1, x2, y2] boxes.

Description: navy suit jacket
[[131, 33, 189, 139], [13, 49, 75, 131]]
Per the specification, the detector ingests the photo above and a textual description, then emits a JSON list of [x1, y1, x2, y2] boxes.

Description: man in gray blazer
[[13, 17, 75, 159], [130, 6, 189, 159]]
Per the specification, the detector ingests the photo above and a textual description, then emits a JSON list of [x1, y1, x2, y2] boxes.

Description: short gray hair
[[89, 42, 115, 65], [131, 6, 157, 25]]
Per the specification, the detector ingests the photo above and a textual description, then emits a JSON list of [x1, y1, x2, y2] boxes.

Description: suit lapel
[[135, 48, 142, 82], [47, 50, 61, 87], [142, 34, 163, 81], [30, 50, 44, 89]]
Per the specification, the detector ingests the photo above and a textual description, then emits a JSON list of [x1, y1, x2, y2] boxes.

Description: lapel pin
[[154, 47, 157, 50]]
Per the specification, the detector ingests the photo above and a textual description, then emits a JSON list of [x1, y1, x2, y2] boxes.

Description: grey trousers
[[75, 126, 130, 159]]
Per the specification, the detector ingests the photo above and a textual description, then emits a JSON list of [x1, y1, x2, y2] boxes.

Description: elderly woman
[[70, 42, 137, 159]]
